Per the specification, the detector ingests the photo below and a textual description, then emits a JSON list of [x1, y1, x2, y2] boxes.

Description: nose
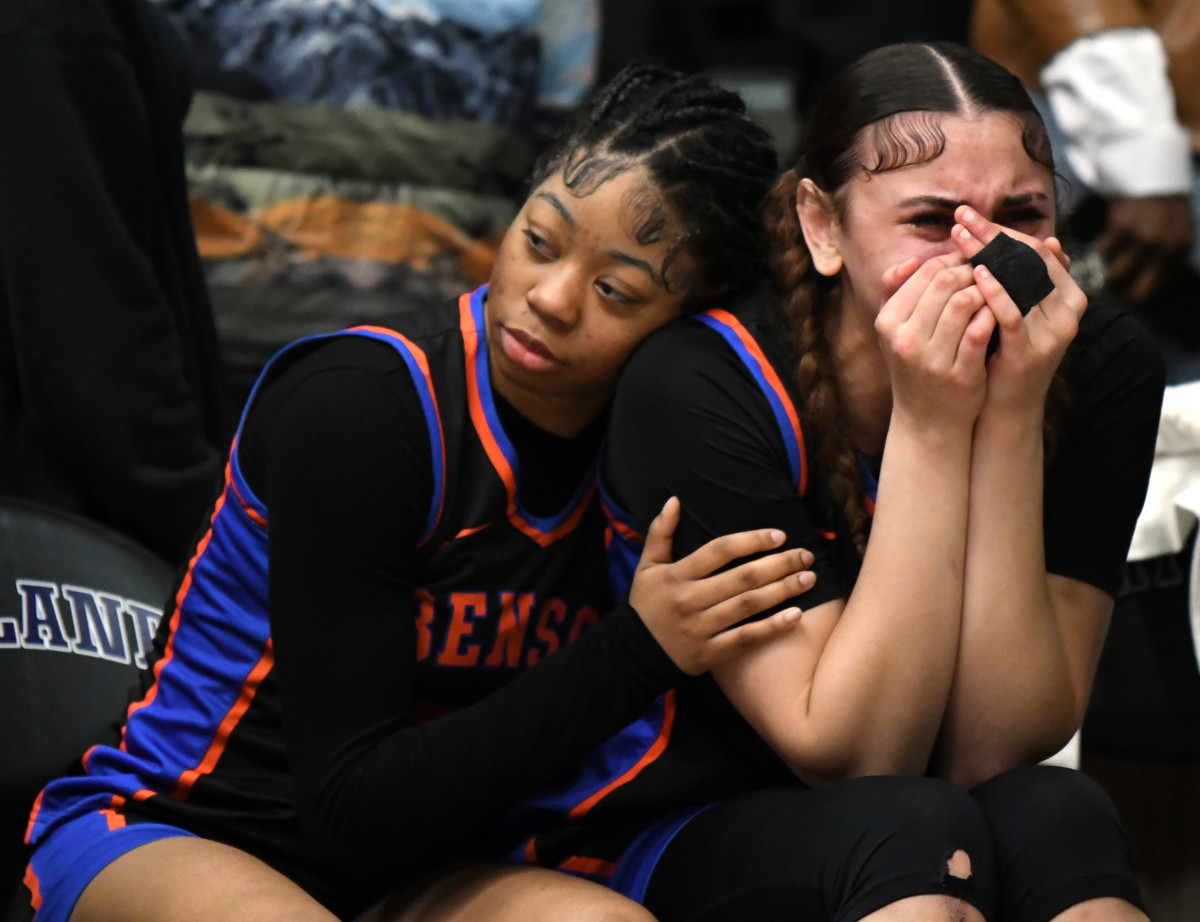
[[527, 264, 582, 330]]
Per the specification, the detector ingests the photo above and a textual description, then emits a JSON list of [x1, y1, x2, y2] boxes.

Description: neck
[[825, 290, 892, 456], [491, 375, 605, 439]]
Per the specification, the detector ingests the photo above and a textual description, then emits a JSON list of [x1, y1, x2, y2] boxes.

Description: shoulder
[[1059, 295, 1166, 445], [608, 289, 801, 477], [262, 298, 467, 393], [617, 288, 789, 401], [243, 298, 472, 449], [1067, 294, 1166, 395]]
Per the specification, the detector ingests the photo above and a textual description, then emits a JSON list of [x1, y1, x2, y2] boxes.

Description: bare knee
[[860, 846, 984, 922], [1047, 896, 1151, 922], [371, 865, 657, 922], [859, 894, 984, 922], [946, 849, 972, 881], [577, 903, 656, 922], [71, 837, 336, 922]]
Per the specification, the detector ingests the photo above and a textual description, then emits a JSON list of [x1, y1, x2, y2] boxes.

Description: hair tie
[[969, 232, 1054, 314]]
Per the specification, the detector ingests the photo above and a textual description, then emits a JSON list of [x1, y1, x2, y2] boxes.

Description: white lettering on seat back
[[0, 580, 163, 669]]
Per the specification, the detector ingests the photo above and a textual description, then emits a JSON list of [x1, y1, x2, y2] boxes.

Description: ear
[[795, 179, 843, 278]]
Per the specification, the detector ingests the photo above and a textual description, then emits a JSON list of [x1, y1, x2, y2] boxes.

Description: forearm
[[299, 605, 680, 881], [718, 417, 974, 782], [936, 407, 1077, 787]]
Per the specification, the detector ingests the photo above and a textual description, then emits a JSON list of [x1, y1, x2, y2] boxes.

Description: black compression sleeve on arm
[[244, 342, 682, 894]]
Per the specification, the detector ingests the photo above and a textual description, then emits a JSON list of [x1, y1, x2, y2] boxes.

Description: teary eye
[[908, 211, 954, 227], [1000, 206, 1049, 228]]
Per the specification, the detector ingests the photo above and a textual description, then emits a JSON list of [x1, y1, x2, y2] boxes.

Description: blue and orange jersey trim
[[459, 287, 596, 547], [697, 309, 807, 496], [346, 325, 447, 545], [599, 484, 645, 600], [227, 323, 447, 546], [505, 690, 677, 874], [858, 456, 878, 517]]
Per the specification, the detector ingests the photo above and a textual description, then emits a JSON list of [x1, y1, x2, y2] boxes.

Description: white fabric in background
[[1126, 381, 1200, 670], [1041, 27, 1192, 198]]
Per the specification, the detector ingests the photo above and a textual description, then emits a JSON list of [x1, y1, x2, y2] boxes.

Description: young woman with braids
[[502, 42, 1164, 922], [13, 64, 821, 922]]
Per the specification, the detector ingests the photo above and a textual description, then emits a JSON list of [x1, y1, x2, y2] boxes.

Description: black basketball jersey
[[28, 286, 612, 893]]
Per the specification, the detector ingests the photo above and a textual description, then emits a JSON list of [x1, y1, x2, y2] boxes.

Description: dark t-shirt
[[495, 289, 1164, 875], [604, 290, 1164, 600]]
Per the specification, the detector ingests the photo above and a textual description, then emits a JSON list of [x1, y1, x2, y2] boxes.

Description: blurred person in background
[[0, 0, 227, 566]]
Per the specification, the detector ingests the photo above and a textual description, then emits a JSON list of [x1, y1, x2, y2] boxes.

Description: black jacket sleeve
[[240, 339, 683, 892], [0, 0, 226, 564]]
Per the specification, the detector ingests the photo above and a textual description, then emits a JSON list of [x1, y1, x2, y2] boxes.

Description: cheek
[[489, 231, 531, 287]]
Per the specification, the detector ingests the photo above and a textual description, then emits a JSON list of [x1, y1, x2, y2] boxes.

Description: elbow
[[780, 734, 931, 788]]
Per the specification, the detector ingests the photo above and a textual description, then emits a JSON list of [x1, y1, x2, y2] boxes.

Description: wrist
[[974, 401, 1046, 455]]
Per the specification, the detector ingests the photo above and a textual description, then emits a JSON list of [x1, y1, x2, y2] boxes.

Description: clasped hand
[[877, 206, 1086, 422]]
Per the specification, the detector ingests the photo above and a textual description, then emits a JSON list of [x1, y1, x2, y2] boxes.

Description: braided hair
[[763, 42, 1068, 553], [532, 62, 779, 306]]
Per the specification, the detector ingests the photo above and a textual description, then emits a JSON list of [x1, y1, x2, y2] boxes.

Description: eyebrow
[[535, 191, 575, 227], [534, 191, 666, 287], [608, 251, 662, 287], [898, 193, 1049, 210]]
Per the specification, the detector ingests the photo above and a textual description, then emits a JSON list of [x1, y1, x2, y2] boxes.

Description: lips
[[499, 325, 564, 374]]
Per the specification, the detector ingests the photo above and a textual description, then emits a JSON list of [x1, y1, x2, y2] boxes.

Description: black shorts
[[641, 767, 1145, 922]]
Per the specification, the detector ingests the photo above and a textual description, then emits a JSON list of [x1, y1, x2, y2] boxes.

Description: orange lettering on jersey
[[414, 590, 435, 661], [484, 592, 535, 668], [438, 592, 487, 667], [526, 598, 567, 666], [567, 606, 599, 644]]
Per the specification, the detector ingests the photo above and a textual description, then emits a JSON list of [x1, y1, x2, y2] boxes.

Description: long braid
[[763, 172, 871, 551]]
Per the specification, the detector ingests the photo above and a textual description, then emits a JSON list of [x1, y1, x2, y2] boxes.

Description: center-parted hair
[[762, 42, 1064, 552], [532, 62, 779, 304]]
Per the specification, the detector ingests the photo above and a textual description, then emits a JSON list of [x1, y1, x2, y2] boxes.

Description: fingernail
[[781, 607, 802, 623], [958, 226, 972, 241], [961, 208, 977, 223], [769, 529, 785, 544], [798, 571, 815, 586], [976, 265, 990, 279]]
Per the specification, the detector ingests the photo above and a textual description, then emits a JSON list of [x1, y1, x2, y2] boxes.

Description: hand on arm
[[629, 495, 814, 675], [608, 293, 984, 785], [257, 350, 819, 891]]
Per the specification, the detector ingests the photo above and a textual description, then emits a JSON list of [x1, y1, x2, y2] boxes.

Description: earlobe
[[795, 179, 843, 277]]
